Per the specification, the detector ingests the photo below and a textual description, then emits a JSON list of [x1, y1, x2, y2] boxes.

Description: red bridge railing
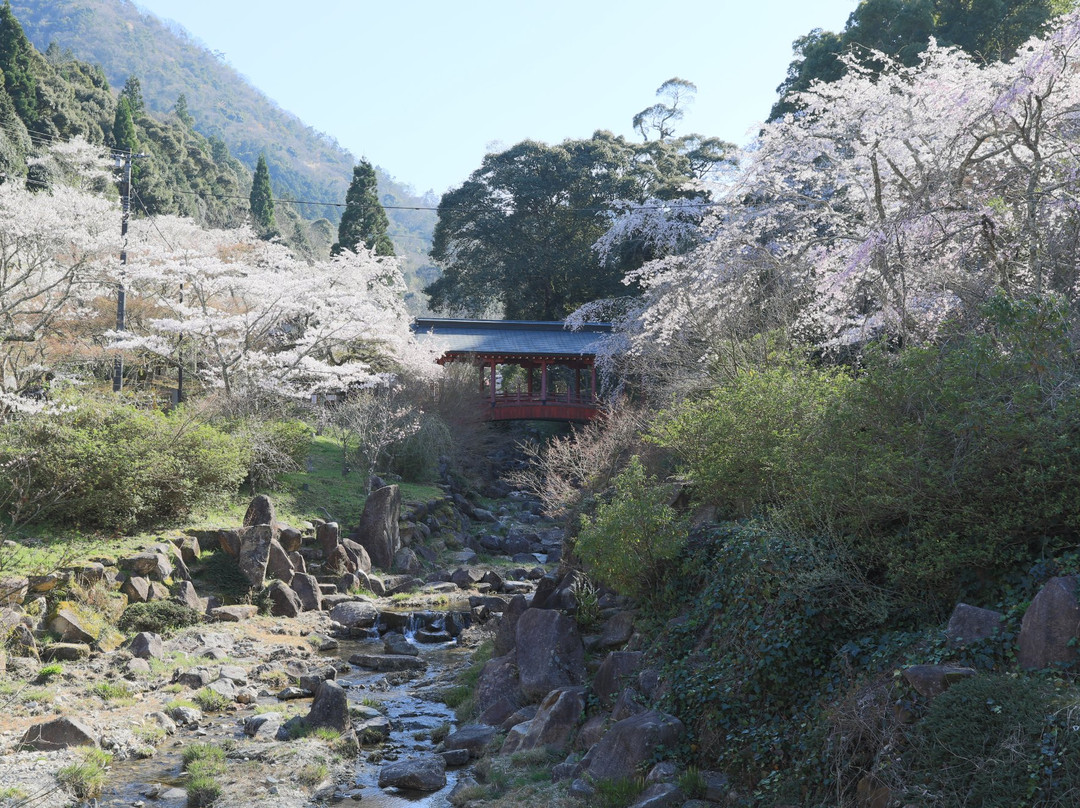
[[481, 392, 601, 422]]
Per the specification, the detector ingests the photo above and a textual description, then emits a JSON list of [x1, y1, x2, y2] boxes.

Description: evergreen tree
[[120, 75, 144, 117], [249, 153, 277, 237], [112, 96, 138, 153], [0, 1, 40, 125], [332, 160, 395, 257], [0, 77, 29, 182], [174, 93, 193, 127]]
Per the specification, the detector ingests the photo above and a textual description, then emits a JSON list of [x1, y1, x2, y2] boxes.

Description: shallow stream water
[[96, 616, 471, 808]]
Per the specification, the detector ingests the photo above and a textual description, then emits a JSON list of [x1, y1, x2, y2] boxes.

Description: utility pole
[[112, 151, 132, 393]]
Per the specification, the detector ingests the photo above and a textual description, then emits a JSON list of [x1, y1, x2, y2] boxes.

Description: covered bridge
[[412, 318, 613, 422]]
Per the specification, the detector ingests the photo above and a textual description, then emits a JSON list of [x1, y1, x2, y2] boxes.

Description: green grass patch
[[91, 681, 135, 704], [37, 663, 63, 682], [297, 761, 329, 786], [166, 697, 199, 712], [56, 749, 112, 799], [182, 742, 227, 775], [192, 687, 231, 712]]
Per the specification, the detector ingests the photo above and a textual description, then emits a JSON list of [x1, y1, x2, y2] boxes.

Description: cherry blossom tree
[[111, 216, 436, 399], [0, 143, 117, 414], [614, 12, 1080, 366]]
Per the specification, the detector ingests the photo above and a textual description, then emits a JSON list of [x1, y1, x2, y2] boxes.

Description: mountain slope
[[10, 0, 438, 300]]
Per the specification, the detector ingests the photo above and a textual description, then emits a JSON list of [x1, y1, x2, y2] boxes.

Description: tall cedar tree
[[112, 96, 138, 153], [332, 160, 395, 257], [120, 75, 144, 116], [249, 153, 276, 237], [0, 2, 40, 125]]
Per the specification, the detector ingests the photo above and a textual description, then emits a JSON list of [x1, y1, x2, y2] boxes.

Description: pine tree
[[332, 160, 395, 257], [249, 153, 276, 237]]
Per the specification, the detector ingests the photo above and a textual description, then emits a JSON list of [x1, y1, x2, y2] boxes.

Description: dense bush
[[903, 674, 1080, 807], [651, 356, 849, 518], [576, 455, 687, 598], [389, 412, 452, 482], [117, 600, 202, 635], [0, 391, 249, 531], [654, 524, 858, 791], [653, 295, 1080, 605]]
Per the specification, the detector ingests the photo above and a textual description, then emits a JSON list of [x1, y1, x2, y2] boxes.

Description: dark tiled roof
[[412, 318, 612, 358]]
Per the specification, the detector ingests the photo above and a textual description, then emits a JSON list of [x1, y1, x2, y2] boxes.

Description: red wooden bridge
[[412, 318, 613, 423]]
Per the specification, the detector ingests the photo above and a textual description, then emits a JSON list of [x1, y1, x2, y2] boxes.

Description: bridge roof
[[412, 318, 613, 359]]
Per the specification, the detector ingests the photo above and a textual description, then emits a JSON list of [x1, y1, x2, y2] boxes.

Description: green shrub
[[0, 390, 249, 531], [118, 601, 202, 635], [92, 680, 134, 702], [904, 673, 1080, 807], [182, 742, 227, 774], [186, 774, 222, 807], [389, 412, 452, 482], [650, 355, 849, 518], [594, 776, 646, 808], [576, 456, 687, 598], [654, 295, 1080, 606]]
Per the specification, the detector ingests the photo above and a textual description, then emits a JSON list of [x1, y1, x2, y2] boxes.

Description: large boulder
[[902, 664, 977, 699], [238, 525, 274, 589], [378, 755, 446, 791], [266, 580, 302, 618], [291, 573, 324, 612], [354, 485, 401, 570], [1018, 576, 1080, 670], [306, 680, 350, 733], [0, 576, 28, 605], [947, 602, 1004, 647], [494, 594, 528, 657], [341, 539, 373, 574], [20, 716, 97, 750], [243, 494, 276, 528], [443, 724, 498, 759], [316, 521, 340, 557], [120, 552, 173, 581], [474, 652, 522, 720], [501, 686, 585, 755], [348, 653, 426, 672], [267, 539, 295, 583], [174, 580, 206, 613], [121, 576, 151, 604], [330, 600, 378, 628], [594, 652, 644, 709], [127, 632, 164, 660], [515, 608, 585, 701], [598, 611, 637, 650], [217, 529, 242, 558], [581, 710, 685, 782], [279, 526, 303, 554]]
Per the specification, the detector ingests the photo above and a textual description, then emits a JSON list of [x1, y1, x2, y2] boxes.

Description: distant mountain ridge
[[10, 0, 438, 303]]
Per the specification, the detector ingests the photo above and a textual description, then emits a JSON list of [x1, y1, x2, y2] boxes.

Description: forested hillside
[[8, 0, 439, 298]]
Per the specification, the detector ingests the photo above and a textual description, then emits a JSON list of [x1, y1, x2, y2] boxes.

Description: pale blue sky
[[133, 0, 858, 195]]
